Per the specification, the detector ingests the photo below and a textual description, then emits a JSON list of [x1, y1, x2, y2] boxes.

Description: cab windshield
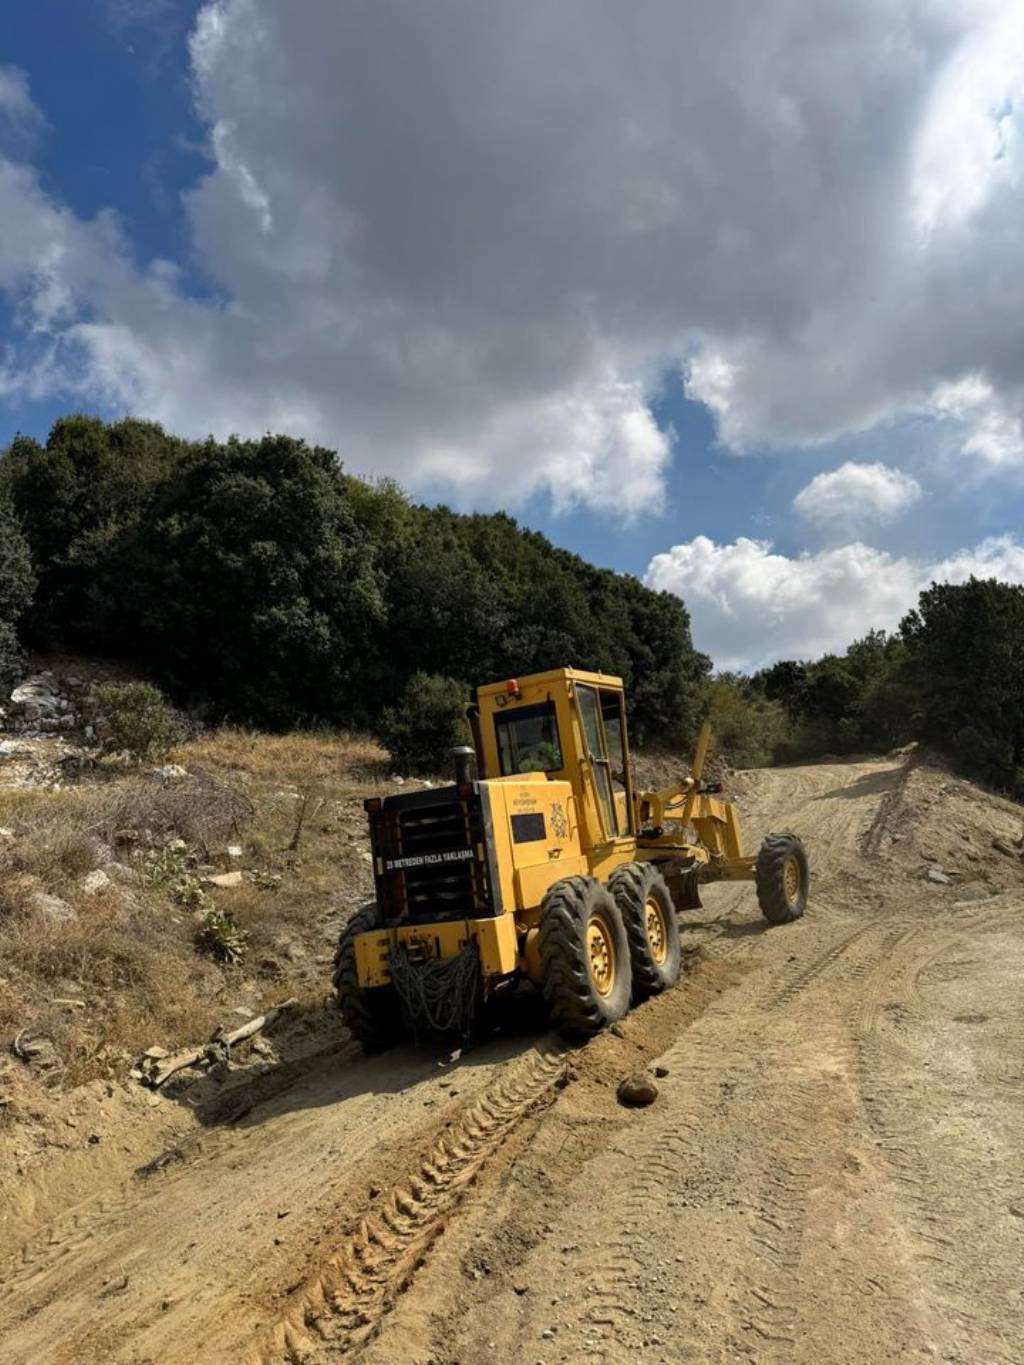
[[495, 701, 563, 775]]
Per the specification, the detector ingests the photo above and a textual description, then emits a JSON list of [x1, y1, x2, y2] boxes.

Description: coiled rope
[[389, 938, 481, 1038]]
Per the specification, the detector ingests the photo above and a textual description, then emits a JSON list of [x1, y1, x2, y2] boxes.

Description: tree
[[132, 434, 386, 727], [377, 673, 470, 774], [707, 674, 789, 768], [3, 416, 181, 648], [0, 486, 35, 690], [901, 578, 1024, 792]]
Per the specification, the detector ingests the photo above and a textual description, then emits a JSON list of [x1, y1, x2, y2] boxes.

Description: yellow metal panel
[[470, 913, 519, 976], [354, 914, 520, 988], [354, 930, 393, 988], [482, 781, 517, 911], [514, 855, 587, 910], [588, 845, 635, 883]]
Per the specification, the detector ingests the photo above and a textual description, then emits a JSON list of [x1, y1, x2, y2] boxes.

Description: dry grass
[[175, 727, 388, 786], [0, 773, 253, 916], [0, 727, 390, 1092]]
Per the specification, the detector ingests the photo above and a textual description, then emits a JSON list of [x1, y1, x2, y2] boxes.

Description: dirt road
[[1, 755, 1022, 1363]]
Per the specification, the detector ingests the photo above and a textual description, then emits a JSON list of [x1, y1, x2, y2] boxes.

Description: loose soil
[[1, 752, 1022, 1364]]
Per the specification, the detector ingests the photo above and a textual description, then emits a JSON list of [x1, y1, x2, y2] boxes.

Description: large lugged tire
[[333, 903, 402, 1052], [538, 876, 631, 1036], [609, 861, 682, 999], [755, 833, 809, 925]]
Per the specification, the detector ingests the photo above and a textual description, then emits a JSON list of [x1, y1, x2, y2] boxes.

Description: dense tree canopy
[[901, 579, 1024, 793], [0, 416, 709, 743], [0, 487, 35, 690], [5, 415, 1022, 795]]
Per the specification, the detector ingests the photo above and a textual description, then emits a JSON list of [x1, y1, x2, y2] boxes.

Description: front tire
[[609, 862, 682, 999], [755, 833, 809, 925], [538, 876, 631, 1036], [333, 903, 402, 1052]]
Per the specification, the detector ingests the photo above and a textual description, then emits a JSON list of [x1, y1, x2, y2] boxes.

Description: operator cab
[[472, 667, 635, 850]]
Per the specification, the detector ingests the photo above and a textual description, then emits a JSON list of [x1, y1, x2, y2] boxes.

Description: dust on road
[[1, 754, 1022, 1364]]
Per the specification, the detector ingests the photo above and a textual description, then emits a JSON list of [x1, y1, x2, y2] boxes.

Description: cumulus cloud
[[0, 66, 45, 154], [645, 533, 1024, 670], [0, 1, 1023, 513], [793, 461, 922, 530]]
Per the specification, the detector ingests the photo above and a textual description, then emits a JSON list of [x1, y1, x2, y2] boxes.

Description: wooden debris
[[136, 999, 298, 1088]]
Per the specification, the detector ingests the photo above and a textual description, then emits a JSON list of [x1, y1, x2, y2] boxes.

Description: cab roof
[[475, 666, 624, 700]]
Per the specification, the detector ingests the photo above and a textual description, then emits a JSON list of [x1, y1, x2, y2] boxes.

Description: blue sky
[[2, 1, 1024, 669]]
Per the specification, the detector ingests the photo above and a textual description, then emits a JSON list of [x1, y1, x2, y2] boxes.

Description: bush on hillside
[[377, 673, 470, 776], [707, 675, 789, 768], [0, 620, 25, 697], [902, 577, 1024, 795], [0, 488, 35, 691], [95, 681, 183, 763]]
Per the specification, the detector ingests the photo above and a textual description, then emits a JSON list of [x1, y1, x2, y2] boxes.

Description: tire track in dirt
[[258, 1045, 568, 1362], [851, 920, 1024, 1364]]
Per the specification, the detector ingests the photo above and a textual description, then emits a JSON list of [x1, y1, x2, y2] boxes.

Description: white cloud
[[645, 533, 1024, 670], [793, 461, 922, 530], [0, 66, 45, 153], [931, 376, 1024, 465], [1, 1, 1024, 515]]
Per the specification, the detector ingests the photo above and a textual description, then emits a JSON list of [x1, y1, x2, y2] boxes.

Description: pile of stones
[[1, 670, 106, 743]]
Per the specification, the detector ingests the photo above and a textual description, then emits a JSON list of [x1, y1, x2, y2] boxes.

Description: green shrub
[[194, 908, 247, 965], [0, 488, 34, 691], [377, 672, 469, 775], [96, 681, 183, 763], [143, 842, 208, 910], [0, 620, 25, 696], [707, 675, 790, 768]]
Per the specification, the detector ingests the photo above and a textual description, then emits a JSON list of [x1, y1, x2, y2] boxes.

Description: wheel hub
[[586, 915, 616, 996], [784, 854, 801, 902], [645, 896, 668, 965]]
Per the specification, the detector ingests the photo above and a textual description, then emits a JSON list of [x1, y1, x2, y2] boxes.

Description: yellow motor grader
[[335, 667, 808, 1046]]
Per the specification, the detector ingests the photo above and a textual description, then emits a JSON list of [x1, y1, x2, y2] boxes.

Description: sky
[[2, 0, 1024, 671]]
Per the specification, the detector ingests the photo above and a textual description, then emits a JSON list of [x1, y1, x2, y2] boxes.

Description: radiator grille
[[370, 787, 494, 923]]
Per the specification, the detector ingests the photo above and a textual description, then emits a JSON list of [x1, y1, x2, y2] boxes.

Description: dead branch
[[137, 998, 298, 1088]]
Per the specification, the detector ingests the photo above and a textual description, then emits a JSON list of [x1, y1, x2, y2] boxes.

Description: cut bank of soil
[[1, 754, 1022, 1364]]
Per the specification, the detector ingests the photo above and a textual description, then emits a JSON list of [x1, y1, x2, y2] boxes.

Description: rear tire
[[333, 903, 402, 1052], [755, 833, 809, 925], [538, 876, 631, 1036], [609, 862, 682, 999]]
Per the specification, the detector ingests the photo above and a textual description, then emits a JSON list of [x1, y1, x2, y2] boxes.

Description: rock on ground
[[616, 1072, 659, 1107]]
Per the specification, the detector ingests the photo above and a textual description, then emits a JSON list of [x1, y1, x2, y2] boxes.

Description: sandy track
[[1, 756, 1022, 1364]]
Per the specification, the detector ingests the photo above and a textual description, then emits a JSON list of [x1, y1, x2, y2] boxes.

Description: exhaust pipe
[[451, 745, 478, 786]]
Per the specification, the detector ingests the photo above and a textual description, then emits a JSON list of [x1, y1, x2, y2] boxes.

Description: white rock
[[205, 870, 244, 888], [0, 741, 28, 758], [80, 869, 111, 896], [27, 891, 77, 923], [106, 862, 137, 884], [11, 676, 57, 704], [150, 764, 187, 781], [227, 844, 244, 859], [925, 866, 951, 885], [0, 826, 15, 843]]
